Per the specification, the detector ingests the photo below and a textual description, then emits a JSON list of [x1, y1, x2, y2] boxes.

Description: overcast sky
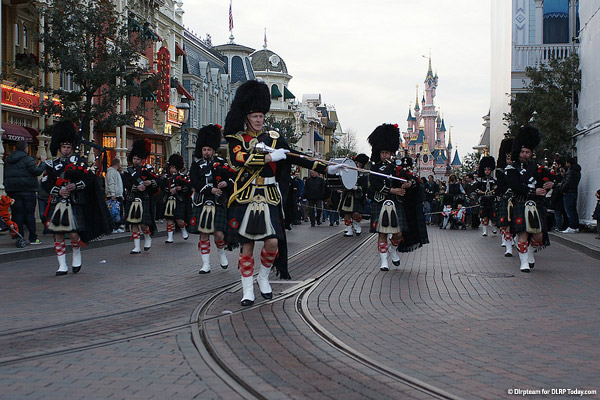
[[183, 0, 491, 158]]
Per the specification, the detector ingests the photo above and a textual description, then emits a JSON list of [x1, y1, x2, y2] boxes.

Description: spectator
[[3, 141, 46, 244], [105, 158, 125, 233], [549, 158, 566, 231], [560, 156, 581, 233], [592, 189, 600, 239], [446, 174, 465, 205], [423, 175, 439, 225], [463, 173, 480, 229], [303, 169, 326, 227]]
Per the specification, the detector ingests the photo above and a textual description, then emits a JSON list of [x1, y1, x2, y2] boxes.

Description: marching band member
[[122, 139, 159, 254], [189, 124, 234, 274], [495, 138, 515, 256], [367, 124, 403, 271], [223, 80, 345, 306], [162, 154, 191, 244], [505, 126, 553, 272], [477, 155, 497, 236], [41, 120, 112, 275], [341, 153, 369, 237]]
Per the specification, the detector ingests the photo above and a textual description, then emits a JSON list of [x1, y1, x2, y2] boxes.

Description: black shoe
[[261, 292, 273, 300], [392, 260, 400, 266], [56, 270, 68, 276], [317, 221, 321, 225], [220, 264, 228, 270], [72, 265, 81, 274], [198, 270, 211, 274], [311, 224, 315, 227], [504, 253, 513, 257], [165, 240, 173, 244], [130, 250, 141, 254], [336, 221, 339, 225], [529, 263, 535, 269], [144, 247, 151, 251], [520, 269, 530, 273], [241, 299, 254, 306], [329, 223, 334, 226]]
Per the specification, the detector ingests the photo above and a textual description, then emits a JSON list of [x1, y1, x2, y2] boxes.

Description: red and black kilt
[[125, 195, 154, 226], [226, 201, 285, 245], [189, 203, 228, 234], [479, 195, 496, 220], [495, 196, 511, 227], [172, 197, 191, 222], [369, 199, 409, 233], [510, 197, 547, 235]]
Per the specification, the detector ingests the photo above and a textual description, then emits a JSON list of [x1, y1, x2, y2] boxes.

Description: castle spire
[[425, 55, 435, 85], [414, 85, 420, 111]]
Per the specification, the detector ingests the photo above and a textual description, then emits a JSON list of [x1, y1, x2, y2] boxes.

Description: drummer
[[340, 154, 369, 236]]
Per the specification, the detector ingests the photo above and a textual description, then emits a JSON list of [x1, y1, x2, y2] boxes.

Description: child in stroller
[[0, 195, 28, 248]]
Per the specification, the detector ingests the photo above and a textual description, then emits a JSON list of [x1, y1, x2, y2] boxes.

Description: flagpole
[[228, 0, 234, 43]]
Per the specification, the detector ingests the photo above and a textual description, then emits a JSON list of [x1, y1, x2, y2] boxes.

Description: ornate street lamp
[[177, 101, 190, 166]]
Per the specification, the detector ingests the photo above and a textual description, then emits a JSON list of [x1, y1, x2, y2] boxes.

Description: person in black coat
[[303, 170, 326, 227], [559, 156, 581, 233], [4, 141, 46, 244]]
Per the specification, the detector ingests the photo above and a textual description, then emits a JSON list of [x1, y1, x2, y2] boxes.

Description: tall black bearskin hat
[[512, 125, 540, 160], [496, 138, 514, 169], [194, 124, 222, 158], [128, 138, 151, 162], [50, 120, 78, 156], [167, 153, 184, 171], [367, 123, 400, 163], [353, 153, 369, 167], [223, 80, 271, 137], [478, 156, 496, 176]]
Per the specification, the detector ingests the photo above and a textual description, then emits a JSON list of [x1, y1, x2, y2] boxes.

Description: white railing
[[512, 44, 579, 71]]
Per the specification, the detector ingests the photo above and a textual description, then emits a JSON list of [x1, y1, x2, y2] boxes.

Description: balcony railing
[[512, 43, 578, 72]]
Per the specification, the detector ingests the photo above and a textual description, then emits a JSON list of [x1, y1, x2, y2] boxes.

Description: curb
[[549, 232, 600, 261], [0, 230, 168, 264]]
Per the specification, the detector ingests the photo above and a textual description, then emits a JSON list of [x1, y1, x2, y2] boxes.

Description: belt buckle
[[255, 177, 265, 185]]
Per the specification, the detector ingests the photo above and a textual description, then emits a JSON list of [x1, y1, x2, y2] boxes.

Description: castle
[[402, 58, 461, 179]]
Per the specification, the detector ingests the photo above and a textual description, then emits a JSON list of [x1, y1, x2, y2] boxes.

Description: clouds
[[184, 0, 491, 155]]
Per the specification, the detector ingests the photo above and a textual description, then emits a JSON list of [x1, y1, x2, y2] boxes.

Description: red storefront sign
[[156, 46, 170, 112], [1, 85, 39, 111]]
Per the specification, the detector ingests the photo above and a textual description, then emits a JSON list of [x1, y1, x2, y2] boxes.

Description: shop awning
[[1, 123, 36, 143], [314, 130, 324, 142], [271, 84, 282, 99], [175, 42, 186, 57], [284, 86, 295, 100], [176, 82, 195, 100]]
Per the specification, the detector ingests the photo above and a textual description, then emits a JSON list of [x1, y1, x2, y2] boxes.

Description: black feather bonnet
[[367, 123, 400, 163], [223, 80, 271, 137]]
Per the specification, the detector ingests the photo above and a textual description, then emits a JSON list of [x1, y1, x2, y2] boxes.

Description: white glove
[[327, 163, 348, 175], [269, 148, 289, 162]]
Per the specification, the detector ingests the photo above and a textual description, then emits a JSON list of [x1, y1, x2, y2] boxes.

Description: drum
[[341, 159, 358, 190]]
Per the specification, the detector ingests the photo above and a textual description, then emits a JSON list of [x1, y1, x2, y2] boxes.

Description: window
[[231, 56, 245, 83], [14, 23, 20, 59], [23, 26, 28, 50], [60, 71, 80, 92]]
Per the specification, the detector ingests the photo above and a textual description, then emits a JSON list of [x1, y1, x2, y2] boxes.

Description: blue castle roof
[[451, 151, 462, 166]]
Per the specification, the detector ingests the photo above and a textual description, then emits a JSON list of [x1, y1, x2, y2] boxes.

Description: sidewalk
[[0, 221, 168, 263], [549, 229, 600, 260]]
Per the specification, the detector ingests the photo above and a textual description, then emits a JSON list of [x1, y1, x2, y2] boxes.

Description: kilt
[[125, 195, 154, 226], [46, 201, 86, 233], [171, 197, 191, 222], [369, 198, 408, 233], [495, 196, 510, 227], [479, 195, 496, 219], [339, 190, 366, 214], [189, 203, 228, 234], [510, 197, 547, 235], [226, 201, 284, 245]]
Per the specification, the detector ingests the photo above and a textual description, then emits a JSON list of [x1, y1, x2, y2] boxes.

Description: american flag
[[229, 1, 234, 32]]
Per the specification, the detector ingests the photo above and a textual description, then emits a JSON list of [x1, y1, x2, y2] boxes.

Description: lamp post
[[177, 101, 190, 166]]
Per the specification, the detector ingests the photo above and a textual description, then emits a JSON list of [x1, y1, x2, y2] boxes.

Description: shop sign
[[166, 105, 181, 125], [1, 84, 38, 111], [156, 46, 170, 112], [164, 123, 172, 135]]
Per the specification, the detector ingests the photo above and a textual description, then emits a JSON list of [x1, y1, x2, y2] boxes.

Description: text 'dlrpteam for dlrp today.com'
[[507, 388, 597, 396]]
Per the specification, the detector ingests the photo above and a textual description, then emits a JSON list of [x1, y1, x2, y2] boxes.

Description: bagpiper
[[341, 153, 369, 237], [477, 155, 498, 236], [368, 124, 428, 271], [162, 153, 191, 244], [495, 138, 515, 257], [41, 120, 113, 275], [122, 139, 159, 254], [223, 80, 345, 306], [505, 126, 554, 272], [189, 124, 234, 274]]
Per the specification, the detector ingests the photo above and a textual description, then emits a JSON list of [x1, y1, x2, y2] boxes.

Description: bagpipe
[[47, 160, 91, 232], [126, 166, 159, 223], [164, 173, 190, 217]]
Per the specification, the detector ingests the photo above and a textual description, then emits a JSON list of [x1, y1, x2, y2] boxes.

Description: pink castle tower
[[422, 57, 438, 147]]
